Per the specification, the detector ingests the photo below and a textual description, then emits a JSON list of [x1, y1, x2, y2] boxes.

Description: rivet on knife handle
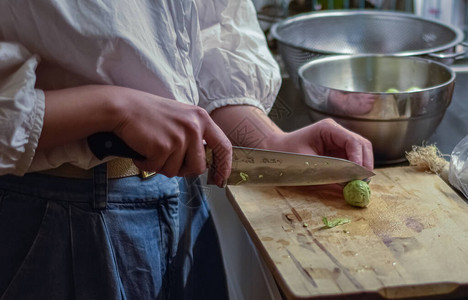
[[87, 132, 145, 160]]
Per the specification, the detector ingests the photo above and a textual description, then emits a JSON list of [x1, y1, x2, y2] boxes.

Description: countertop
[[428, 68, 468, 155]]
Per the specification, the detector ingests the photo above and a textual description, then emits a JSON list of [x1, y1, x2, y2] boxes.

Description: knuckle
[[319, 118, 341, 131], [156, 141, 173, 155], [322, 118, 337, 125], [184, 118, 201, 134], [188, 106, 208, 123], [183, 108, 209, 134], [194, 106, 209, 119]]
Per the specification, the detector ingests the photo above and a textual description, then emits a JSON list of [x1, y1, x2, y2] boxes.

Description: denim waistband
[[0, 171, 180, 204]]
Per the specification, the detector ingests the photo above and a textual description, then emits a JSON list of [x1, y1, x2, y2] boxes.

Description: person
[[0, 1, 373, 299]]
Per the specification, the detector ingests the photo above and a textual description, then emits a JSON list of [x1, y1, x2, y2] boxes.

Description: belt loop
[[92, 163, 108, 210]]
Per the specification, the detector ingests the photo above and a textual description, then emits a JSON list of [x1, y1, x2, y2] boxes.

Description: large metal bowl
[[271, 10, 465, 85], [298, 55, 456, 165]]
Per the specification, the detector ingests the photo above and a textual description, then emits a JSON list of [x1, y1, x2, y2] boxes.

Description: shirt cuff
[[203, 97, 269, 115], [15, 89, 45, 175]]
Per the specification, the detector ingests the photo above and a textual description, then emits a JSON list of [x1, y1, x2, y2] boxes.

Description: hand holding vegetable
[[211, 106, 374, 171], [271, 118, 374, 170]]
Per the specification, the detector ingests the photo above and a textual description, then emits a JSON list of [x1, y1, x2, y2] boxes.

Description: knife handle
[[87, 132, 145, 160], [87, 132, 217, 182]]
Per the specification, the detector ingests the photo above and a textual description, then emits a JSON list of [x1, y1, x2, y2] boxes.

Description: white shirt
[[0, 0, 281, 175]]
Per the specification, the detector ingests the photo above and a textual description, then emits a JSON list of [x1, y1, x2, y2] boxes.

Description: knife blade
[[87, 132, 375, 186], [206, 146, 375, 186]]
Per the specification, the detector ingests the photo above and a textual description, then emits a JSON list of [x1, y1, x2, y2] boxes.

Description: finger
[[320, 119, 365, 166], [132, 153, 168, 174], [361, 138, 374, 170], [344, 137, 363, 167], [177, 141, 207, 177], [158, 150, 185, 178], [203, 121, 232, 187]]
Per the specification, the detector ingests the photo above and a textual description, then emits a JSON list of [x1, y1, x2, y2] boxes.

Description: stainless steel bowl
[[271, 10, 465, 85], [298, 55, 456, 165]]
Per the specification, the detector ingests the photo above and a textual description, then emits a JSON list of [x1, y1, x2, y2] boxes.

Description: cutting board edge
[[225, 187, 303, 299]]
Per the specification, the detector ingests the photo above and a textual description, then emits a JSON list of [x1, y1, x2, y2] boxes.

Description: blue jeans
[[0, 169, 228, 299]]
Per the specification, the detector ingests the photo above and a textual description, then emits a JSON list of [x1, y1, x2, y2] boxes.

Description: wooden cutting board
[[226, 166, 468, 299]]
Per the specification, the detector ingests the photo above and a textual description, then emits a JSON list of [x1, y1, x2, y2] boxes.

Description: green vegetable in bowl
[[405, 86, 421, 92], [343, 180, 371, 207], [385, 88, 399, 93]]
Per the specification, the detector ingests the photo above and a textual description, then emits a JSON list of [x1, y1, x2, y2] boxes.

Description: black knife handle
[[87, 132, 145, 160]]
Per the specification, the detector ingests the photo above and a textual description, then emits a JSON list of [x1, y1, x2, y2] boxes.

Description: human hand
[[110, 87, 232, 187], [268, 118, 374, 170]]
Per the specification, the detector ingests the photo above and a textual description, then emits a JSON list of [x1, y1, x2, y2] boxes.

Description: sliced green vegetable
[[240, 172, 249, 181], [322, 217, 351, 228], [235, 172, 250, 185], [385, 88, 399, 93]]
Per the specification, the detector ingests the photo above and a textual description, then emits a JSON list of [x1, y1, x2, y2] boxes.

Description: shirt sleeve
[[0, 42, 45, 175], [195, 0, 282, 114]]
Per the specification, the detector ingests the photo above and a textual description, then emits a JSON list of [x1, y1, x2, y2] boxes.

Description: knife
[[205, 145, 374, 186], [87, 132, 375, 186]]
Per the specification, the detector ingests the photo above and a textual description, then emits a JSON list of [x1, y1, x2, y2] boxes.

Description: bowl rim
[[297, 54, 457, 95], [270, 9, 465, 56]]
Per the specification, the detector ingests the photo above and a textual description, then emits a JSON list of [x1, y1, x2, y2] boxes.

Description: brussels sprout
[[385, 88, 399, 93], [405, 86, 421, 92], [343, 180, 371, 207]]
